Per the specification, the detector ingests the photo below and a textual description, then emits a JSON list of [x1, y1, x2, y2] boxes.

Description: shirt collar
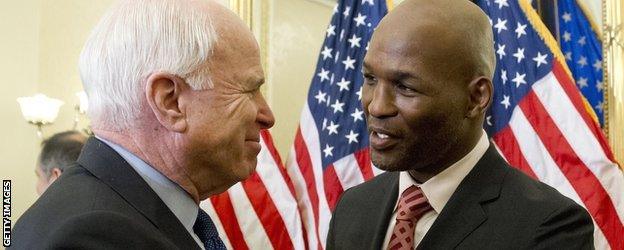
[[96, 136, 199, 232], [397, 130, 489, 213]]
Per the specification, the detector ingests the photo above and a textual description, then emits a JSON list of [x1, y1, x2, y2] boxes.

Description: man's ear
[[145, 72, 189, 132], [49, 167, 62, 183], [466, 76, 493, 118]]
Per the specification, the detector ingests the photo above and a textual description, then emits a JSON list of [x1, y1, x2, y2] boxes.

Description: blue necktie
[[193, 209, 226, 250]]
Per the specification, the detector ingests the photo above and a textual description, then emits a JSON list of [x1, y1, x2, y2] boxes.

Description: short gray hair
[[38, 131, 87, 177], [79, 0, 218, 129]]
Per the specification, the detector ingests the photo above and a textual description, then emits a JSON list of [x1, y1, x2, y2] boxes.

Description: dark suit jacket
[[327, 145, 594, 250], [11, 138, 201, 249]]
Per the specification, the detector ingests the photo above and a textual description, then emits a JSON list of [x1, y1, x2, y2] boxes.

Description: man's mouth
[[374, 131, 390, 139], [369, 127, 400, 150]]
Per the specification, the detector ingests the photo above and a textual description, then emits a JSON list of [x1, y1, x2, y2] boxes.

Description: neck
[[92, 125, 201, 204], [408, 129, 483, 183]]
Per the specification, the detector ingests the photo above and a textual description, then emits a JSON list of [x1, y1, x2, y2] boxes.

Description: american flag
[[201, 130, 306, 249], [557, 0, 605, 126], [478, 0, 623, 249], [285, 0, 388, 249]]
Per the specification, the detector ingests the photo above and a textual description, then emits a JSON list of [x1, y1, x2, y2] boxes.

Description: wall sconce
[[16, 94, 64, 139]]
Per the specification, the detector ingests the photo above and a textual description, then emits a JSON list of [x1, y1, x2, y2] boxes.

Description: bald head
[[372, 0, 495, 80], [362, 0, 495, 179]]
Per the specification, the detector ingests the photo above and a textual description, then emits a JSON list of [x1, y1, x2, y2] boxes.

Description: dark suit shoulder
[[16, 164, 123, 221], [501, 166, 586, 215], [498, 167, 594, 249], [11, 165, 153, 249], [44, 210, 178, 249], [14, 165, 104, 229]]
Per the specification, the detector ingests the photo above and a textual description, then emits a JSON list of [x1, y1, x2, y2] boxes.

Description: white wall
[[0, 0, 43, 222], [37, 0, 116, 134], [268, 0, 333, 157]]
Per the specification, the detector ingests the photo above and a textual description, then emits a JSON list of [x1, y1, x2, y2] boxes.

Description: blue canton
[[478, 0, 554, 136], [307, 0, 387, 169], [557, 0, 604, 126]]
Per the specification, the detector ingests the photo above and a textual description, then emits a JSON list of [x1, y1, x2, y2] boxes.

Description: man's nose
[[367, 83, 398, 118], [256, 92, 275, 129]]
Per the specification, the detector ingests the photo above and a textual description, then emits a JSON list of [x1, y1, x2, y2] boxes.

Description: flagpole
[[603, 0, 624, 166]]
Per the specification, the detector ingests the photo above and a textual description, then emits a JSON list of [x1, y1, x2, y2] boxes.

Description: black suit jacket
[[11, 138, 201, 249], [327, 145, 594, 250]]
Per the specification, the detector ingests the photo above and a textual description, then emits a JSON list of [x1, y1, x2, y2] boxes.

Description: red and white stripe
[[494, 60, 624, 250], [287, 103, 383, 249], [201, 130, 306, 250]]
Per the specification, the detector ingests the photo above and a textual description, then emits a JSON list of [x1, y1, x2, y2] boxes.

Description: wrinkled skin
[[180, 10, 275, 199], [94, 1, 275, 202]]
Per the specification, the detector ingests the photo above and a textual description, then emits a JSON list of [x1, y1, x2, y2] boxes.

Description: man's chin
[[371, 159, 405, 172], [237, 160, 257, 180], [370, 151, 402, 171]]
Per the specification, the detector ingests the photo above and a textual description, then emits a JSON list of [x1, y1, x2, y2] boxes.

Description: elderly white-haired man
[[12, 0, 274, 249]]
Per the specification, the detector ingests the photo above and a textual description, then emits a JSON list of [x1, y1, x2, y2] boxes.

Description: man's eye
[[363, 74, 377, 84], [246, 87, 260, 96], [395, 83, 416, 93], [397, 84, 411, 90]]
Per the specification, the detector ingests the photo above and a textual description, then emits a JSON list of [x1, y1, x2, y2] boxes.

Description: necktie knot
[[193, 209, 226, 250], [396, 185, 432, 222]]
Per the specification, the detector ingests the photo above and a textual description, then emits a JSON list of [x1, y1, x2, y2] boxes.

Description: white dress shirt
[[382, 130, 490, 248], [98, 137, 205, 249]]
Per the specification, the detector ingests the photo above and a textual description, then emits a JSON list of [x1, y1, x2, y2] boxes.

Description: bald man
[[12, 0, 273, 249], [326, 0, 594, 249]]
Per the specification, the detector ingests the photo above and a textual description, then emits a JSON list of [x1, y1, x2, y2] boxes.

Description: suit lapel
[[417, 144, 508, 249], [77, 137, 200, 249], [367, 172, 400, 249]]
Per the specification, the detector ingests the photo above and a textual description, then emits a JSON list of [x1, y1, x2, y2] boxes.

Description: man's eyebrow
[[361, 63, 423, 82], [392, 71, 415, 80]]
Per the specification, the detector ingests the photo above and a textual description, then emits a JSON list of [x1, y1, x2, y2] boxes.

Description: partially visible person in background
[[35, 130, 87, 195]]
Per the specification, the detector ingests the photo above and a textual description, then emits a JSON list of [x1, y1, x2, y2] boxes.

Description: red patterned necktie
[[387, 185, 433, 250]]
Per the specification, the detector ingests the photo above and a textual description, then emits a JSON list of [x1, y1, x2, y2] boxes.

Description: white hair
[[79, 0, 217, 130]]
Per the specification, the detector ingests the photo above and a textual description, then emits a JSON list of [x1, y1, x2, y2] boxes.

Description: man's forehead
[[375, 19, 451, 50], [368, 22, 464, 73], [364, 38, 421, 69], [362, 58, 425, 82], [369, 33, 410, 54]]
